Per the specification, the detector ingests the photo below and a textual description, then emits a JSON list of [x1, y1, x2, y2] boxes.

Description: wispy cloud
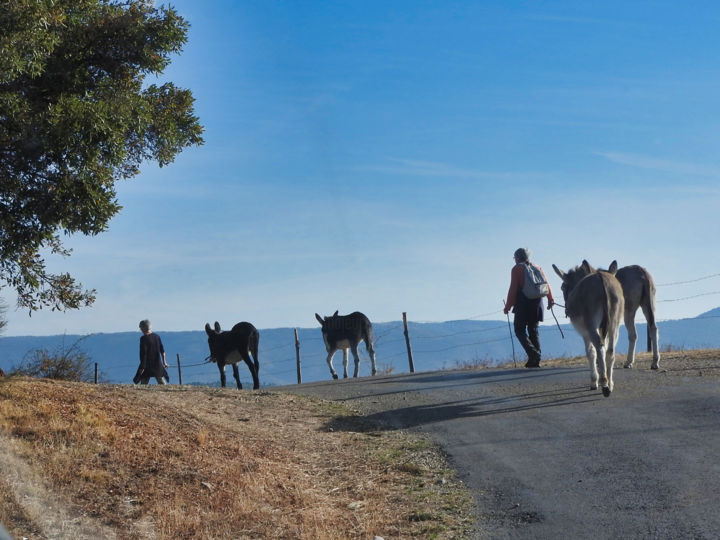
[[597, 151, 720, 178], [360, 158, 548, 181]]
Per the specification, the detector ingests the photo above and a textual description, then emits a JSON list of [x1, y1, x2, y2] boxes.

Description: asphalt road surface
[[279, 365, 720, 539]]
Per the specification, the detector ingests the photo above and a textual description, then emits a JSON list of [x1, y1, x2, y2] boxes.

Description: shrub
[[11, 336, 99, 382]]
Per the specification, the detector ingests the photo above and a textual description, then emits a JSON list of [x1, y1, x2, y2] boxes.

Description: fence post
[[176, 353, 183, 386], [403, 312, 415, 373], [295, 329, 302, 384], [94, 362, 98, 384]]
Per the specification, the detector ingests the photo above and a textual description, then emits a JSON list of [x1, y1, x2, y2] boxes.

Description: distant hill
[[698, 307, 720, 318], [2, 312, 720, 387]]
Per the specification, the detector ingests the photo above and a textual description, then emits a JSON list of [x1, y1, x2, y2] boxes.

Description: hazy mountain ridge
[[2, 312, 719, 387]]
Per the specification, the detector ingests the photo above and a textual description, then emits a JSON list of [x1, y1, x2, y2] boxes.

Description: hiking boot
[[525, 353, 541, 368]]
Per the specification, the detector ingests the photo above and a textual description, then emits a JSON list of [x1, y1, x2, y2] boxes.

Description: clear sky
[[5, 0, 720, 336]]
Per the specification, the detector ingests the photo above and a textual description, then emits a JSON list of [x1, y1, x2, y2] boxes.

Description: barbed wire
[[656, 273, 720, 287], [465, 309, 505, 320], [658, 291, 720, 302], [413, 324, 507, 340]]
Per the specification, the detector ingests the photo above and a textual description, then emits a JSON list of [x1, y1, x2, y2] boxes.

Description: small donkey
[[315, 311, 377, 380], [204, 321, 260, 389]]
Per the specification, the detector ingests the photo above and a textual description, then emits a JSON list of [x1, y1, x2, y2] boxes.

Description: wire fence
[[68, 270, 720, 386]]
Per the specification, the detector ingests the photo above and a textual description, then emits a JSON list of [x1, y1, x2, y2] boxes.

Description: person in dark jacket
[[135, 319, 169, 384], [504, 248, 555, 368]]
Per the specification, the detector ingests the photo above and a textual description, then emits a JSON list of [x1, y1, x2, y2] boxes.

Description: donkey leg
[[342, 349, 350, 378], [649, 323, 660, 370], [232, 363, 243, 389], [592, 338, 610, 397], [642, 305, 661, 370], [326, 350, 339, 379], [218, 363, 227, 388], [367, 345, 377, 376], [242, 350, 259, 390], [584, 340, 599, 390], [623, 311, 637, 369], [606, 330, 619, 395], [350, 346, 361, 378]]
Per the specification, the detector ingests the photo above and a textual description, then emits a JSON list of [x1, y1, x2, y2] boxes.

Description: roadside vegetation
[[0, 378, 473, 539]]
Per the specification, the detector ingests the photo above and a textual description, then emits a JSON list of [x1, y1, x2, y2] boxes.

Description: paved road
[[278, 366, 720, 539]]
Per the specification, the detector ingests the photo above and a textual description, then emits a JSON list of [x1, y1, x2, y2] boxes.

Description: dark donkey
[[204, 321, 260, 389], [563, 262, 660, 370], [315, 311, 377, 379], [552, 260, 624, 397]]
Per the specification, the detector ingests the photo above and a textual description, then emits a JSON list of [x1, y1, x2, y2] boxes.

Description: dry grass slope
[[0, 379, 473, 540]]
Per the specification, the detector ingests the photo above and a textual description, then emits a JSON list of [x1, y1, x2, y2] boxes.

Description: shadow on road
[[311, 367, 585, 403], [325, 383, 600, 432]]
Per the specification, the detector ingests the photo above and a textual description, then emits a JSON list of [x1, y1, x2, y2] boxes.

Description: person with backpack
[[503, 248, 555, 368]]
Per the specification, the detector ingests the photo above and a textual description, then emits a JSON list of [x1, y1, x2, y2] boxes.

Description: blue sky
[[5, 0, 720, 335]]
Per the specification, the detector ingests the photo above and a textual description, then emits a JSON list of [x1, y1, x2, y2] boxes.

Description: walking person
[[504, 248, 555, 368], [134, 319, 169, 384]]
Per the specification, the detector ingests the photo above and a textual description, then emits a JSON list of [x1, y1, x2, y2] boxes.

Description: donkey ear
[[608, 260, 618, 274], [581, 260, 593, 273], [315, 313, 324, 325], [214, 321, 222, 333], [552, 264, 565, 280], [205, 323, 214, 336], [333, 310, 339, 317]]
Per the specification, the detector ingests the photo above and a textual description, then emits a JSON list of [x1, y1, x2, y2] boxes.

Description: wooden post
[[176, 353, 183, 385], [94, 362, 98, 384], [403, 312, 415, 373], [295, 329, 302, 384]]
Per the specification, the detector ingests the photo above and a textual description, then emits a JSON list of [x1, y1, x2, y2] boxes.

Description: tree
[[0, 0, 204, 312], [0, 298, 6, 334]]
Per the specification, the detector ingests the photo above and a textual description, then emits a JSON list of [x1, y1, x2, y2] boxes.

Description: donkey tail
[[643, 271, 658, 328], [251, 328, 260, 373], [363, 321, 375, 354], [599, 275, 611, 340]]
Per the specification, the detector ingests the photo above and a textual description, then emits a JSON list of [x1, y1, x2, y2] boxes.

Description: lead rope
[[503, 300, 517, 367], [550, 304, 565, 339]]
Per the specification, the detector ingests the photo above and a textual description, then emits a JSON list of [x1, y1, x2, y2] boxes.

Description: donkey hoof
[[332, 374, 338, 380], [590, 383, 598, 390], [651, 363, 659, 370], [623, 363, 633, 369], [602, 387, 611, 397]]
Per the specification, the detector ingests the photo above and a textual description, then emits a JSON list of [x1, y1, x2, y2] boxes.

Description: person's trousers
[[139, 376, 167, 385], [514, 315, 541, 365]]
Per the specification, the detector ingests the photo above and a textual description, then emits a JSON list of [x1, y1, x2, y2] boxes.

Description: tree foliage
[[0, 0, 204, 312]]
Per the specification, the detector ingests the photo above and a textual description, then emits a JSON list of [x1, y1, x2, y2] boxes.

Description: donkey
[[617, 265, 660, 369], [204, 321, 260, 389], [315, 311, 377, 379], [552, 260, 625, 397], [564, 262, 660, 370]]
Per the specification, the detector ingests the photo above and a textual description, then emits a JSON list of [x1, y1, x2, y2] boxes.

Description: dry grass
[[0, 379, 473, 540]]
